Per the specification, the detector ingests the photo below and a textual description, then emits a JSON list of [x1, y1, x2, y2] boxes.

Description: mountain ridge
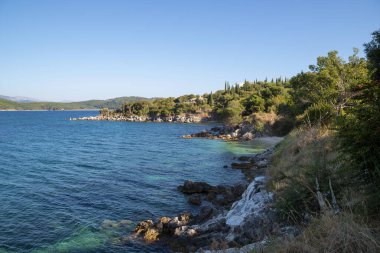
[[0, 95, 156, 110]]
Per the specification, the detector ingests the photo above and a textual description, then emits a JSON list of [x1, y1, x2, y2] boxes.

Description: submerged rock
[[188, 194, 202, 205], [231, 162, 255, 169]]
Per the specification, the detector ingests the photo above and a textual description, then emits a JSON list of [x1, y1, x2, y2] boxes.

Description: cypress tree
[[208, 92, 214, 106]]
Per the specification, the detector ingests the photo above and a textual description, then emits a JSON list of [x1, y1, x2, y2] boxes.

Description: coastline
[[0, 109, 100, 111], [119, 135, 294, 252], [70, 113, 210, 124]]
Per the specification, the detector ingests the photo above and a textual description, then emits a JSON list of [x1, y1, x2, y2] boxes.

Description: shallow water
[[0, 111, 274, 252]]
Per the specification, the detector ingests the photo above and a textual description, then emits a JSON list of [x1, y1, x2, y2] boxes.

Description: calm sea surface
[[0, 111, 273, 253]]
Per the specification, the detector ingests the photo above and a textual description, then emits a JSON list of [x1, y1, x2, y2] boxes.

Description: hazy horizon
[[1, 0, 379, 101]]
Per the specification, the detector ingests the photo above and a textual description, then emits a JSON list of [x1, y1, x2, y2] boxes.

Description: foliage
[[290, 50, 368, 125], [116, 79, 291, 126], [337, 30, 380, 214], [216, 99, 243, 125]]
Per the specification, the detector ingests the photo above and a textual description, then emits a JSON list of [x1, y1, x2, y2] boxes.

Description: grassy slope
[[0, 96, 155, 110], [251, 127, 380, 253]]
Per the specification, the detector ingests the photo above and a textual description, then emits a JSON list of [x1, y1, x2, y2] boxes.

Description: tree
[[290, 50, 368, 124], [364, 29, 380, 80], [235, 84, 239, 94], [218, 99, 243, 125], [243, 94, 265, 114], [207, 92, 214, 106], [337, 29, 380, 213]]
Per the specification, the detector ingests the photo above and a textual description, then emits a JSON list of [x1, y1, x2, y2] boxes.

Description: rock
[[135, 220, 154, 235], [187, 228, 197, 237], [179, 212, 191, 223], [242, 132, 254, 140], [197, 204, 215, 221], [131, 149, 277, 252], [238, 156, 251, 161], [191, 131, 213, 138], [74, 113, 208, 123], [205, 183, 248, 207], [178, 180, 213, 194], [231, 162, 254, 169], [255, 159, 268, 168], [188, 194, 202, 205], [210, 127, 222, 132], [160, 216, 172, 224], [223, 165, 228, 168], [144, 228, 160, 242]]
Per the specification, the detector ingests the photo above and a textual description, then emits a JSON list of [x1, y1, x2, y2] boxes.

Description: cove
[[0, 111, 274, 252]]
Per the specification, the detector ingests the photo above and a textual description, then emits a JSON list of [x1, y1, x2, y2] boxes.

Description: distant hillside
[[0, 95, 41, 103], [0, 96, 155, 110]]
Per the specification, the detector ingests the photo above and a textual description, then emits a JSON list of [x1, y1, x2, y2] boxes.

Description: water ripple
[[0, 111, 273, 253]]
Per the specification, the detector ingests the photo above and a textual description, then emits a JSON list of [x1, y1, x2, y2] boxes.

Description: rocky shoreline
[[125, 148, 298, 252], [70, 114, 209, 123], [182, 122, 266, 141]]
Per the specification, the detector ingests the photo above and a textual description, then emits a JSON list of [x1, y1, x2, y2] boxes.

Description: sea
[[0, 111, 274, 253]]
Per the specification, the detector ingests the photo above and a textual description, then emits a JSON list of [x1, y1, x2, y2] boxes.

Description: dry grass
[[265, 213, 380, 253], [265, 126, 341, 222], [268, 126, 336, 185]]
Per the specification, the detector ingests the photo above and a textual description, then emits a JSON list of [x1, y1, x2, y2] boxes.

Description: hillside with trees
[[0, 96, 155, 110]]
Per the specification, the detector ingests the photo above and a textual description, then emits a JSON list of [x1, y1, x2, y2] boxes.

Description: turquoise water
[[0, 111, 271, 253]]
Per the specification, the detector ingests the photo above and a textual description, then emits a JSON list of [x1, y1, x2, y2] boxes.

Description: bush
[[296, 102, 335, 126]]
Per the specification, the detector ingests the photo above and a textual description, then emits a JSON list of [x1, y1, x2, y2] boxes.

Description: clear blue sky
[[0, 0, 379, 101]]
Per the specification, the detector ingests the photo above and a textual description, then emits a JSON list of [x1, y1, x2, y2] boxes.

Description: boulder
[[178, 180, 213, 194], [242, 132, 254, 140], [197, 204, 215, 221], [135, 220, 154, 235], [144, 228, 160, 241], [255, 159, 268, 168]]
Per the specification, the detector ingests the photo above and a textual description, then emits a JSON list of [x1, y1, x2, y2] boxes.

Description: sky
[[0, 0, 379, 101]]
